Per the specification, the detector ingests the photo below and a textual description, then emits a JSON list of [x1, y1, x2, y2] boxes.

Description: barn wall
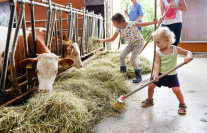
[[181, 0, 207, 42], [0, 1, 10, 27], [179, 0, 207, 52], [17, 0, 85, 30]]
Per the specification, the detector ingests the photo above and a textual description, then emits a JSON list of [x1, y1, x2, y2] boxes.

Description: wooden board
[[178, 43, 207, 52]]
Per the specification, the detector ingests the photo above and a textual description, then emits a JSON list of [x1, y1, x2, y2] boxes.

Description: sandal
[[178, 103, 187, 115], [141, 98, 154, 107]]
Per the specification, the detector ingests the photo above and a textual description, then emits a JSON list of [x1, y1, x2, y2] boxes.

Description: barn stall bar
[[0, 0, 104, 106]]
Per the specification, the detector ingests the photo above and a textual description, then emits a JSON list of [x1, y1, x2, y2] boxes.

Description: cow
[[0, 26, 74, 92], [28, 27, 83, 68]]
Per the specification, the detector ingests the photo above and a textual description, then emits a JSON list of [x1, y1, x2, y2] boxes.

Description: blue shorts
[[152, 73, 180, 88]]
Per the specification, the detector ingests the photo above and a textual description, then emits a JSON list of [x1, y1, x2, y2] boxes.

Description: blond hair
[[152, 27, 175, 44]]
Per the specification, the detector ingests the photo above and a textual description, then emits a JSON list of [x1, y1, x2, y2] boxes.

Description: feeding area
[[0, 51, 152, 132]]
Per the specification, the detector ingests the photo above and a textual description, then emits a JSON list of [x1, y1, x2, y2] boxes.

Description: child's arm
[[177, 46, 192, 64], [134, 19, 157, 27], [99, 32, 119, 42], [153, 52, 161, 81]]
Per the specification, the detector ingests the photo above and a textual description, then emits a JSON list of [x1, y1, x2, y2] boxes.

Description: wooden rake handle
[[139, 4, 172, 54], [124, 58, 193, 98]]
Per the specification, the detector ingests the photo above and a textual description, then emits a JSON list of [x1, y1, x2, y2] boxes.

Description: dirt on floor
[[92, 44, 207, 133]]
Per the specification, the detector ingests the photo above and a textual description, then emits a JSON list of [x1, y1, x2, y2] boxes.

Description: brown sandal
[[141, 98, 154, 107], [178, 103, 187, 115]]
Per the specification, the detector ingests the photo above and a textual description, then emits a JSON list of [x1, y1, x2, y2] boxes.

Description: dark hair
[[111, 13, 126, 23]]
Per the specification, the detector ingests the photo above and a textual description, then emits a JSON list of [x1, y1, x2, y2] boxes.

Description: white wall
[[110, 0, 121, 51]]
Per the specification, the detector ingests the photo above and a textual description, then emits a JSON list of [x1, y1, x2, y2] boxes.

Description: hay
[[88, 36, 100, 50], [93, 51, 152, 78], [0, 51, 152, 132]]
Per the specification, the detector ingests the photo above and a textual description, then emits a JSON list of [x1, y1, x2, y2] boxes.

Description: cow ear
[[19, 58, 37, 69], [59, 58, 74, 69]]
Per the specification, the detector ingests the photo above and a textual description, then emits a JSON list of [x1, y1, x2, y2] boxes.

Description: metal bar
[[15, 0, 104, 19], [70, 11, 74, 41], [10, 0, 24, 90], [21, 1, 28, 58], [67, 3, 72, 39], [45, 0, 52, 47], [48, 5, 57, 50], [54, 12, 59, 55], [0, 0, 17, 95], [80, 8, 85, 56], [58, 8, 63, 57], [29, 0, 37, 57], [2, 88, 37, 106], [76, 11, 79, 44], [84, 12, 87, 54]]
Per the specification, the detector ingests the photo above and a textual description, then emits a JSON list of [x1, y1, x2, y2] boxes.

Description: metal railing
[[0, 0, 105, 102]]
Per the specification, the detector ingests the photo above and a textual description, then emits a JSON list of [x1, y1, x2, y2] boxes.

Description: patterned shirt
[[116, 22, 144, 45]]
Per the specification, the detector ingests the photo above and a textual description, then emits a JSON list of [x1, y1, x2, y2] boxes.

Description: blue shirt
[[129, 2, 144, 31]]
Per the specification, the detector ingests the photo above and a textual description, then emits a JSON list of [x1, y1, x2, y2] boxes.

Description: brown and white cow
[[0, 26, 74, 92], [29, 27, 83, 68]]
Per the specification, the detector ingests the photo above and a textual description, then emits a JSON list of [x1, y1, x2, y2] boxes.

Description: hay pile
[[88, 36, 100, 50], [0, 51, 151, 132]]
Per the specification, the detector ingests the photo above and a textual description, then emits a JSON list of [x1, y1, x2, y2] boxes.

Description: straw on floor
[[0, 51, 151, 132]]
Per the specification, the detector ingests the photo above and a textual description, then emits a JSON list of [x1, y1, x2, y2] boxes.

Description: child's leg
[[120, 44, 132, 66], [148, 83, 157, 99], [142, 83, 156, 107], [172, 87, 187, 114], [172, 87, 184, 104], [130, 44, 142, 69], [130, 44, 142, 83]]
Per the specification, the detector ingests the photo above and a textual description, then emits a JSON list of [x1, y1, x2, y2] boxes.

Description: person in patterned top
[[99, 13, 157, 83]]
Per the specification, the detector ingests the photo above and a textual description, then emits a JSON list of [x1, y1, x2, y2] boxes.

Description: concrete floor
[[92, 44, 207, 133]]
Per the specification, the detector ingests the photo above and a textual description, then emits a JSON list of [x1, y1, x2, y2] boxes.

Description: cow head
[[63, 41, 83, 68], [20, 53, 74, 92]]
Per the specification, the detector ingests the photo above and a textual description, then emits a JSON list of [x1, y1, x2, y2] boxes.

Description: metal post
[[10, 0, 25, 90], [85, 10, 88, 53], [45, 0, 52, 47], [75, 10, 79, 44], [0, 0, 17, 95], [48, 4, 57, 50], [21, 0, 28, 58], [67, 3, 72, 39], [29, 0, 36, 57], [80, 8, 85, 56], [58, 7, 63, 57], [54, 8, 59, 55]]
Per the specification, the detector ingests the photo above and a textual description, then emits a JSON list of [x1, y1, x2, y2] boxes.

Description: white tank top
[[163, 0, 182, 25]]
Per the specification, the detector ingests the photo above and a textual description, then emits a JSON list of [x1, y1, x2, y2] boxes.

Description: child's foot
[[178, 103, 187, 115], [141, 98, 154, 107]]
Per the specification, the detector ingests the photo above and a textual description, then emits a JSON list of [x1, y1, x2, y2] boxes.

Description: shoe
[[141, 98, 154, 107], [178, 103, 187, 115]]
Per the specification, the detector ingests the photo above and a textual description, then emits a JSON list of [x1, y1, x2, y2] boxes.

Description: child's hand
[[153, 19, 158, 24], [98, 39, 104, 43], [184, 57, 193, 64], [153, 73, 159, 82]]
